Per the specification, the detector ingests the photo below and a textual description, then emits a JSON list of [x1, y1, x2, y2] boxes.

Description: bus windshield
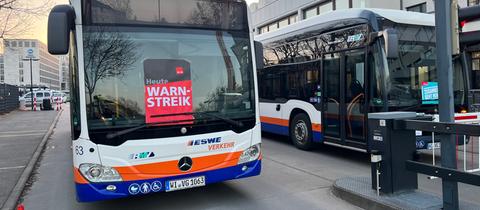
[[383, 22, 466, 112], [81, 1, 255, 131]]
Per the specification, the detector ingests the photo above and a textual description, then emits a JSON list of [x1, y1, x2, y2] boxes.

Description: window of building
[[19, 41, 23, 47], [319, 1, 333, 14], [289, 14, 298, 24], [279, 18, 289, 28], [258, 13, 300, 34], [336, 0, 350, 10], [31, 41, 36, 47], [468, 0, 479, 6], [304, 6, 318, 19], [4, 41, 9, 47], [303, 1, 333, 19], [473, 52, 480, 71], [407, 3, 427, 13], [352, 0, 366, 8], [25, 41, 30, 47], [268, 22, 278, 32], [11, 41, 17, 47]]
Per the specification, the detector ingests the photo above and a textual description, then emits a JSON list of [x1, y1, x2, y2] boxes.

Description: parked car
[[52, 92, 67, 103], [22, 90, 54, 110]]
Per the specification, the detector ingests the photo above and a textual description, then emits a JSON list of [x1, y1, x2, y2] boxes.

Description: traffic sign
[[24, 48, 37, 59]]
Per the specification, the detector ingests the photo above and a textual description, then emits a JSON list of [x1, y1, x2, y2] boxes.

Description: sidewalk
[[0, 110, 60, 210]]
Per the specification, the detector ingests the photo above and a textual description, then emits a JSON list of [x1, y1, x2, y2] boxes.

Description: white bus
[[48, 0, 262, 202], [256, 9, 474, 151]]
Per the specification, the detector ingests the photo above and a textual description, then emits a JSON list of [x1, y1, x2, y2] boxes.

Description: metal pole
[[434, 0, 459, 209], [29, 58, 33, 111]]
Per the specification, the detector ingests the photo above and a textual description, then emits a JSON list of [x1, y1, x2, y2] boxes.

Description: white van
[[22, 90, 54, 109]]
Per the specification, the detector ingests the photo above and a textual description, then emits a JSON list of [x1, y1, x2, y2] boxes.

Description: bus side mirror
[[254, 41, 264, 70], [383, 29, 399, 59], [48, 5, 75, 55]]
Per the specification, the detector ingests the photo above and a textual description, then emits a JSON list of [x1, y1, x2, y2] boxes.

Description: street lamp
[[22, 49, 39, 111]]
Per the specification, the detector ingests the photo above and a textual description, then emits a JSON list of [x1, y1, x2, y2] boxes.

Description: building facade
[[3, 39, 61, 90], [59, 55, 69, 92], [250, 0, 401, 35], [0, 55, 4, 84]]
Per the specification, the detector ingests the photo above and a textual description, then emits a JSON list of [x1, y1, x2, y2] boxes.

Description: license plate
[[166, 176, 205, 192], [427, 142, 441, 150]]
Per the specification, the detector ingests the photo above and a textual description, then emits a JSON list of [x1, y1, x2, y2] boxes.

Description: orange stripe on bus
[[260, 116, 289, 127], [115, 151, 243, 181], [312, 123, 322, 132], [73, 167, 89, 184]]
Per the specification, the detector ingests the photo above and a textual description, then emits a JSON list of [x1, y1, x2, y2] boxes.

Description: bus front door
[[323, 50, 367, 147]]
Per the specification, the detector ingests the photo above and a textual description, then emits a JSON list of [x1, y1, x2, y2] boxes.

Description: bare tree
[[0, 0, 52, 40], [189, 2, 239, 91], [83, 27, 138, 116]]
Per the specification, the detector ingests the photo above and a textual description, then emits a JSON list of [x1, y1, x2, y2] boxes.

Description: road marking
[[0, 130, 45, 134], [0, 133, 44, 138], [0, 166, 25, 170]]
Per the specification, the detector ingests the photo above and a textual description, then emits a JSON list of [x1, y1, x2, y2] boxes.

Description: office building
[[3, 39, 61, 90]]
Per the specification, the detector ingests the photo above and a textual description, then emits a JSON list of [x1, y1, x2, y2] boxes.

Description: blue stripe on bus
[[75, 160, 261, 202], [313, 131, 323, 143], [261, 122, 324, 143], [261, 122, 289, 136]]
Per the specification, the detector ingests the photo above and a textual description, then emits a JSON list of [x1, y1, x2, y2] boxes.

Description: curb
[[331, 179, 398, 210], [1, 110, 63, 210]]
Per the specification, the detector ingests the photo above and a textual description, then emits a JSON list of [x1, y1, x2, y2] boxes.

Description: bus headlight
[[79, 163, 122, 183], [238, 144, 261, 165]]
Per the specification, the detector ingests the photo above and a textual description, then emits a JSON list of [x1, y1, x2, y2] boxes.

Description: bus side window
[[369, 49, 385, 112]]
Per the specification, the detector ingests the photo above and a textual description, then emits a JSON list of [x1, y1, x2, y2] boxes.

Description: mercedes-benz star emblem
[[178, 156, 193, 172]]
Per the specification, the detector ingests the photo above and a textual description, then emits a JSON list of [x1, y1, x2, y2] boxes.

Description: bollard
[[56, 97, 59, 111], [17, 204, 25, 210], [33, 97, 37, 111]]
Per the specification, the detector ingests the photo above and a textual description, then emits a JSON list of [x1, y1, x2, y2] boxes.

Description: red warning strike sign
[[144, 59, 193, 124]]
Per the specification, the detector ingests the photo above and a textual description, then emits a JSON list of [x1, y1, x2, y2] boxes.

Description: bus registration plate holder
[[166, 176, 206, 192]]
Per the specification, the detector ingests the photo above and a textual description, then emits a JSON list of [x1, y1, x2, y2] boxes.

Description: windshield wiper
[[105, 118, 195, 139], [106, 112, 245, 139]]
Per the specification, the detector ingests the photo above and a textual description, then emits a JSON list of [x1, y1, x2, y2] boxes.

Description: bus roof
[[255, 8, 435, 43]]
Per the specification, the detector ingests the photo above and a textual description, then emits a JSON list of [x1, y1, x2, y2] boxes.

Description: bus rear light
[[79, 163, 122, 183], [238, 144, 261, 165]]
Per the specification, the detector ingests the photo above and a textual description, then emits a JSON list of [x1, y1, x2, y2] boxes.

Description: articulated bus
[[48, 0, 262, 202], [256, 9, 477, 151]]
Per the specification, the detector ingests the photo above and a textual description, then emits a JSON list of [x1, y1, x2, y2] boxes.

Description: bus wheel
[[290, 113, 314, 150]]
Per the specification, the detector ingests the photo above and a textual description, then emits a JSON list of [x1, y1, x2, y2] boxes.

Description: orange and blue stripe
[[260, 116, 323, 142], [74, 152, 261, 202]]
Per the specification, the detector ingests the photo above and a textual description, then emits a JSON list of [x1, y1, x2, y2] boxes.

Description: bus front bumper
[[75, 160, 261, 202]]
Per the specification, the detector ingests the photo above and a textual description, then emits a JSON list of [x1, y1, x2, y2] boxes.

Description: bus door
[[322, 49, 367, 146]]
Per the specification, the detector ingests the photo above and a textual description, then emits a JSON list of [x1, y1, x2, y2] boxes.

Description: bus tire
[[290, 113, 314, 150]]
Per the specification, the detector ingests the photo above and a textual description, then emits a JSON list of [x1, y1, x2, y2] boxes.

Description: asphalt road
[[20, 107, 480, 210], [0, 110, 58, 209]]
